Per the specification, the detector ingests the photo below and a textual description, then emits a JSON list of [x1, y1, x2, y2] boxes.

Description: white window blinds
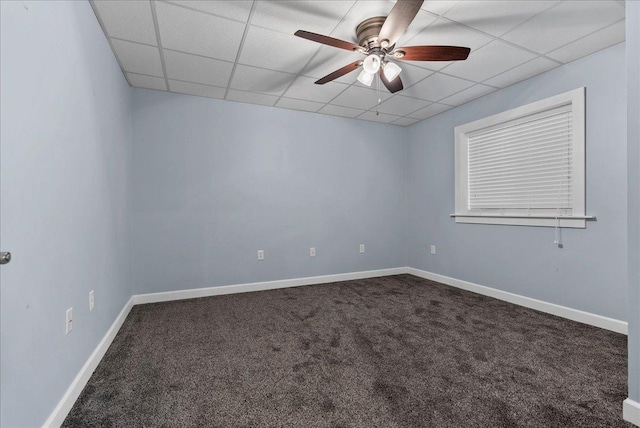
[[467, 105, 573, 213]]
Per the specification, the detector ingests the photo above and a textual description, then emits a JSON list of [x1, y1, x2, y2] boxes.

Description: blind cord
[[553, 112, 570, 248], [554, 213, 561, 246]]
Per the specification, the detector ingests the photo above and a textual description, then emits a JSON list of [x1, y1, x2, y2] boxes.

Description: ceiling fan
[[294, 0, 470, 93]]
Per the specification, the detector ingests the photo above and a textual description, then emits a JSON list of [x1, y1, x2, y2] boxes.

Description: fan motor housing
[[356, 16, 391, 50]]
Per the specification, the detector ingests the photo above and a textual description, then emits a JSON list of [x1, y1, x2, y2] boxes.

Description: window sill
[[450, 214, 595, 228]]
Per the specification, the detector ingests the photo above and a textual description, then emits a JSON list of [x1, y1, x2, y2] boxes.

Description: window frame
[[453, 87, 588, 228]]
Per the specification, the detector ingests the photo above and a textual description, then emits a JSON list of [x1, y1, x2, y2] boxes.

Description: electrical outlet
[[257, 250, 264, 261], [310, 247, 316, 257], [65, 308, 73, 334], [360, 244, 365, 254], [430, 245, 436, 255], [89, 290, 95, 312]]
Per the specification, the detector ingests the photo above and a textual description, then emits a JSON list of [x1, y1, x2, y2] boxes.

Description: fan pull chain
[[376, 73, 381, 116]]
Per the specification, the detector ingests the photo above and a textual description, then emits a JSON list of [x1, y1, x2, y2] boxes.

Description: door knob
[[0, 252, 11, 265]]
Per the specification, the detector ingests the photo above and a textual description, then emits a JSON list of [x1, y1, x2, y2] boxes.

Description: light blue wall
[[626, 1, 640, 403], [407, 43, 628, 321], [0, 1, 633, 423], [132, 90, 407, 294], [0, 1, 132, 426]]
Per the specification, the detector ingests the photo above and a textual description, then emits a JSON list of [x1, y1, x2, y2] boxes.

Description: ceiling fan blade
[[393, 45, 470, 61], [377, 0, 424, 48], [380, 69, 403, 93], [315, 61, 362, 85], [294, 30, 363, 52]]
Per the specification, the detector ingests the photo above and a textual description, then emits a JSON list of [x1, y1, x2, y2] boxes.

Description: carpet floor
[[63, 274, 629, 427]]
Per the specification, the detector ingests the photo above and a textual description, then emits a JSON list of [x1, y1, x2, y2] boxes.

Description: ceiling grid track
[[88, 0, 134, 87], [149, 0, 171, 91], [223, 1, 259, 100]]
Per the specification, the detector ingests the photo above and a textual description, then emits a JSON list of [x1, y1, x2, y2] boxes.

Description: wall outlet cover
[[65, 308, 73, 334]]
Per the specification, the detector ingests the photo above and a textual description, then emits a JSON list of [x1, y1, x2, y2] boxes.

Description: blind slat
[[469, 152, 572, 174], [470, 168, 572, 184], [469, 131, 567, 158], [469, 124, 572, 153], [469, 111, 571, 142]]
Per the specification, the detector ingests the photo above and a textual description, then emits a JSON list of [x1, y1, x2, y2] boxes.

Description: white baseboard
[[132, 267, 407, 305], [44, 266, 629, 427], [406, 267, 628, 335], [43, 297, 134, 428], [624, 398, 640, 426]]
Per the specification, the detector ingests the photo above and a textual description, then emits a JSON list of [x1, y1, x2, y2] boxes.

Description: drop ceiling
[[91, 0, 626, 126]]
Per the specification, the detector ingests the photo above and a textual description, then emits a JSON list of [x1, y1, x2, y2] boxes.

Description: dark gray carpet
[[63, 274, 629, 427]]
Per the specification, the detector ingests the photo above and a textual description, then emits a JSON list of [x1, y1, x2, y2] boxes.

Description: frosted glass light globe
[[357, 69, 374, 86], [383, 61, 402, 82], [362, 54, 381, 74]]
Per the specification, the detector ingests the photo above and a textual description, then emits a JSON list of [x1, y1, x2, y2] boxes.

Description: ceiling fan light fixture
[[357, 69, 375, 86], [362, 54, 381, 74], [294, 0, 470, 93], [383, 61, 402, 82]]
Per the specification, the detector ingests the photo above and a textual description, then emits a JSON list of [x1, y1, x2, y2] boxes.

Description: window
[[454, 88, 590, 228]]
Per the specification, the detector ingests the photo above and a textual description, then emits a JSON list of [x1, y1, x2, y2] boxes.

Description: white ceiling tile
[[501, 1, 625, 54], [330, 85, 392, 110], [253, 1, 355, 36], [421, 1, 459, 16], [401, 72, 474, 101], [168, 80, 226, 99], [284, 76, 349, 103], [392, 116, 421, 126], [163, 50, 233, 87], [395, 10, 439, 44], [443, 1, 559, 37], [164, 1, 253, 22], [226, 89, 279, 106], [126, 73, 167, 91], [376, 95, 430, 116], [358, 111, 401, 124], [412, 17, 493, 51], [443, 40, 537, 82], [408, 102, 453, 120], [93, 0, 157, 45], [395, 62, 434, 88], [276, 97, 325, 113], [438, 84, 497, 106], [155, 2, 245, 62], [319, 104, 365, 118], [230, 65, 295, 96], [239, 26, 318, 73], [547, 20, 625, 64], [483, 57, 559, 88], [111, 39, 163, 77], [301, 46, 364, 84], [402, 18, 493, 71]]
